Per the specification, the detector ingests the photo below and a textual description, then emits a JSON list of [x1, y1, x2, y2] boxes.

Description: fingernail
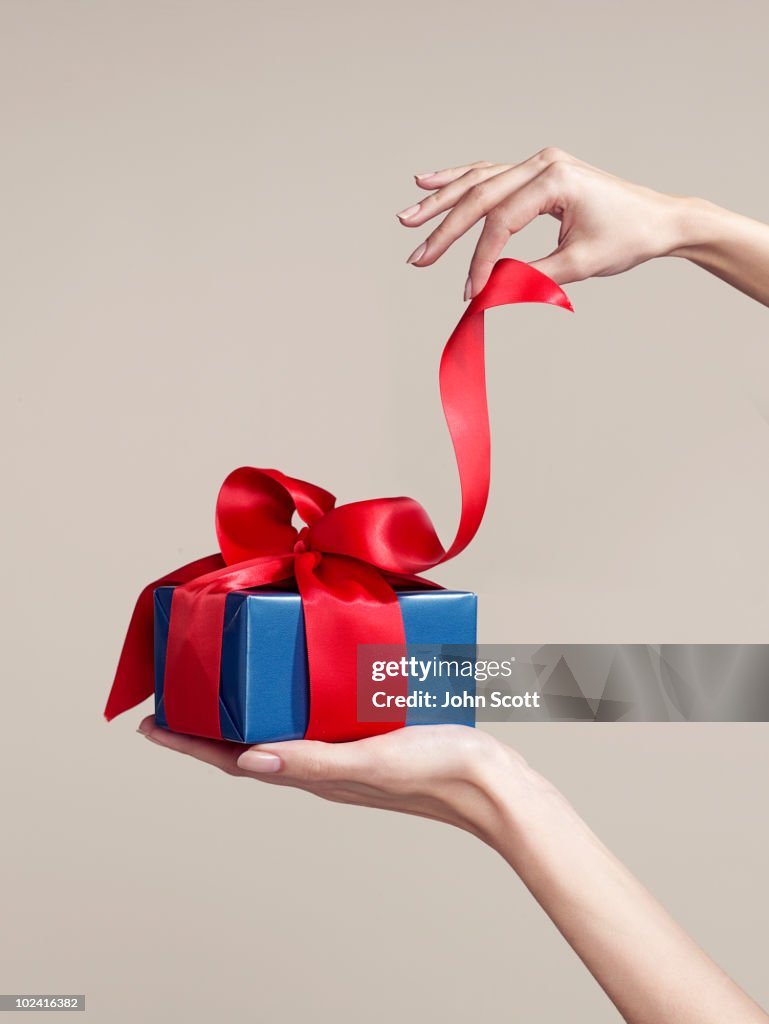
[[464, 275, 473, 301], [407, 242, 427, 265], [397, 203, 421, 220], [136, 722, 152, 736], [415, 171, 436, 180], [237, 750, 283, 773]]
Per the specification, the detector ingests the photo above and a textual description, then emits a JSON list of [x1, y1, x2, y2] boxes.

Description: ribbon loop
[[307, 496, 445, 574]]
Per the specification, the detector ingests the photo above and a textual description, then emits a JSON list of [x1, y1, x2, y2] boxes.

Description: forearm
[[468, 753, 768, 1024], [146, 716, 768, 1020], [671, 198, 769, 306]]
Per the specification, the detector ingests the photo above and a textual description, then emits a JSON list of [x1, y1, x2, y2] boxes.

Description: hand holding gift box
[[104, 260, 572, 743]]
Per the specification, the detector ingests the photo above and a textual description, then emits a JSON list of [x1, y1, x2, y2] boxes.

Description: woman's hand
[[397, 148, 769, 307], [397, 148, 691, 297], [137, 717, 533, 842]]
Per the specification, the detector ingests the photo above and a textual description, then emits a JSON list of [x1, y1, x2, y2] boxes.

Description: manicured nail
[[407, 242, 427, 265], [415, 171, 436, 180], [464, 275, 473, 301], [397, 203, 421, 220], [237, 750, 283, 773]]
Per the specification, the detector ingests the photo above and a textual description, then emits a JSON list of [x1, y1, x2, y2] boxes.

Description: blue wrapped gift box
[[154, 586, 477, 743]]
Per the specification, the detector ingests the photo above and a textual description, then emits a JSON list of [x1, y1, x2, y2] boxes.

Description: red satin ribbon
[[104, 259, 572, 742]]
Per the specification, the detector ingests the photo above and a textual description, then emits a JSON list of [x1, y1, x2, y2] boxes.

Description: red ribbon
[[104, 259, 572, 742]]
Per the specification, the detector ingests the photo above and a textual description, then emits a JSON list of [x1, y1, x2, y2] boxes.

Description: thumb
[[236, 738, 370, 783], [529, 244, 586, 285]]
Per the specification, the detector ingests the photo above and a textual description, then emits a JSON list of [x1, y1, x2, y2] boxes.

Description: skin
[[138, 154, 769, 1022], [139, 718, 769, 1024], [396, 148, 769, 307]]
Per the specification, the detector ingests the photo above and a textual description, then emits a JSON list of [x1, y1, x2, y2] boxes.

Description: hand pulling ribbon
[[104, 259, 572, 742]]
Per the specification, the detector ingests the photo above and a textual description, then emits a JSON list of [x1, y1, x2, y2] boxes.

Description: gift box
[[154, 585, 477, 743], [105, 260, 571, 745]]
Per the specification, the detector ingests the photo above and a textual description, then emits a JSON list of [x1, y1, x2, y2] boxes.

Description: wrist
[[666, 195, 732, 260], [664, 197, 769, 306], [452, 737, 559, 850]]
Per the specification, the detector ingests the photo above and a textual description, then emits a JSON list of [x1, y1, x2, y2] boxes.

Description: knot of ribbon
[[104, 259, 572, 742]]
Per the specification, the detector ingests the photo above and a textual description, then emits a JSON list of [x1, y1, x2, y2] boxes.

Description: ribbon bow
[[105, 259, 572, 741]]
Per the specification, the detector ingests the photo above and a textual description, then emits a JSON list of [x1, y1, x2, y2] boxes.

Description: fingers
[[138, 715, 246, 774], [412, 161, 495, 191], [409, 149, 580, 198], [464, 171, 562, 295], [237, 738, 373, 785], [404, 155, 571, 270], [466, 221, 510, 298], [137, 714, 377, 788], [399, 149, 591, 295], [398, 164, 511, 226], [138, 715, 368, 786]]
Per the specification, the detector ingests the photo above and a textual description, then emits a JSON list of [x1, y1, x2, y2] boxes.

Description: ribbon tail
[[103, 553, 226, 722], [301, 260, 572, 577], [439, 259, 572, 563]]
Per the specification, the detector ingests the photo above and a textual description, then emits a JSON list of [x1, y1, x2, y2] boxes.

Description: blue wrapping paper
[[154, 587, 477, 743]]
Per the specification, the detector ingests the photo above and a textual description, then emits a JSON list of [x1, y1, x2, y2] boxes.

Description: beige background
[[2, 1, 769, 1020]]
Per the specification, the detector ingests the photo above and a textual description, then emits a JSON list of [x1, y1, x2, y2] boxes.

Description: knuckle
[[544, 158, 573, 185], [537, 146, 569, 164], [482, 209, 511, 240], [465, 167, 489, 186], [465, 182, 488, 209]]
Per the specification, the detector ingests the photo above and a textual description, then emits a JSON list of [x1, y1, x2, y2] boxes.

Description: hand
[[137, 717, 530, 841], [397, 148, 699, 298]]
